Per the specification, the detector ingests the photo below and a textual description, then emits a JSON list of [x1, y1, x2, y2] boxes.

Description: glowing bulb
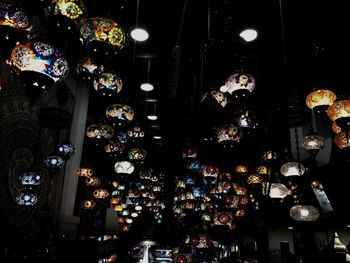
[[131, 28, 149, 41], [239, 28, 258, 42], [140, 83, 154, 91]]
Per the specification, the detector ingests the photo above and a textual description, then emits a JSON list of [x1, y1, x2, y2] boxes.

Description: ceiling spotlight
[[140, 83, 154, 91], [239, 28, 258, 42], [131, 28, 149, 42], [147, 115, 158, 121]]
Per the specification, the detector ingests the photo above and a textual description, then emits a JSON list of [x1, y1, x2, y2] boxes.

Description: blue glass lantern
[[57, 141, 75, 159], [16, 188, 38, 206], [19, 171, 41, 185], [43, 155, 65, 170]]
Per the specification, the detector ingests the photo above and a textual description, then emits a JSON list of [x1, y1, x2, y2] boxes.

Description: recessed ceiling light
[[140, 83, 154, 91], [147, 115, 158, 121], [153, 135, 162, 140], [239, 28, 258, 42], [131, 28, 149, 42]]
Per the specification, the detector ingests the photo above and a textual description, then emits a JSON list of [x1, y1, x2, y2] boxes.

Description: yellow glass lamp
[[305, 89, 336, 114], [327, 100, 350, 132]]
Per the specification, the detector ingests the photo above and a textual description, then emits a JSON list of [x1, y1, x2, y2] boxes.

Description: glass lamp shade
[[200, 90, 228, 108], [104, 140, 125, 156], [190, 234, 212, 249], [9, 41, 69, 83], [332, 122, 342, 133], [213, 212, 235, 229], [181, 146, 198, 158], [280, 162, 305, 177], [81, 199, 96, 209], [57, 141, 75, 159], [222, 73, 256, 94], [235, 164, 249, 174], [327, 100, 350, 130], [92, 188, 109, 199], [77, 167, 93, 177], [19, 171, 41, 186], [302, 134, 325, 156], [261, 150, 278, 161], [262, 183, 289, 198], [334, 131, 350, 149], [246, 174, 263, 185], [305, 89, 336, 111], [86, 123, 114, 139], [79, 17, 125, 58], [215, 124, 242, 144], [85, 176, 101, 186], [114, 161, 135, 174], [75, 57, 103, 80], [43, 155, 65, 170], [256, 165, 271, 175], [289, 205, 320, 222], [16, 188, 38, 206], [106, 104, 134, 126], [202, 165, 219, 185], [93, 71, 122, 96], [127, 125, 145, 140], [235, 110, 259, 129], [46, 0, 87, 32], [128, 147, 147, 163]]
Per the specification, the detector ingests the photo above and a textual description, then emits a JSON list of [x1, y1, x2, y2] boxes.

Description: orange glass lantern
[[77, 167, 93, 177], [332, 122, 342, 133], [327, 100, 350, 131], [85, 176, 101, 186], [334, 131, 350, 149], [235, 164, 249, 174], [81, 200, 96, 209], [93, 188, 109, 199], [246, 174, 263, 184], [305, 89, 336, 113]]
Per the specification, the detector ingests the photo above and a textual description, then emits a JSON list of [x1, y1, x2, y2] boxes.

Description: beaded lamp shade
[[305, 89, 336, 110]]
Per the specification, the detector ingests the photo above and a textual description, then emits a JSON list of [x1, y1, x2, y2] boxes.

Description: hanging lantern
[[262, 183, 289, 198], [43, 155, 65, 170], [213, 212, 235, 229], [19, 171, 41, 185], [235, 164, 249, 174], [302, 133, 325, 157], [128, 147, 147, 164], [327, 100, 350, 132], [221, 72, 256, 99], [332, 122, 342, 133], [77, 167, 93, 177], [86, 123, 114, 140], [106, 104, 134, 126], [75, 56, 103, 81], [46, 0, 87, 33], [215, 123, 242, 145], [261, 150, 278, 161], [200, 90, 228, 108], [289, 205, 320, 222], [85, 176, 101, 186], [81, 199, 96, 209], [104, 140, 125, 157], [256, 165, 271, 175], [79, 17, 125, 61], [57, 141, 75, 159], [93, 70, 122, 96], [334, 131, 350, 149], [280, 162, 305, 177], [127, 125, 145, 140], [246, 174, 263, 185], [9, 41, 69, 92], [234, 110, 259, 129], [181, 146, 198, 158], [15, 188, 38, 206], [92, 188, 109, 199], [202, 165, 219, 185], [114, 161, 134, 174], [305, 89, 336, 114]]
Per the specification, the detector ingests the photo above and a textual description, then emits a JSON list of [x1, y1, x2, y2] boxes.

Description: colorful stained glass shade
[[106, 104, 134, 124], [334, 131, 350, 149], [222, 73, 256, 94], [127, 125, 145, 140], [104, 140, 125, 155], [215, 124, 242, 144], [289, 205, 320, 222], [235, 110, 259, 129], [246, 174, 263, 184], [43, 155, 65, 169], [85, 176, 101, 186], [86, 123, 114, 139], [16, 189, 38, 205], [327, 100, 350, 121], [19, 171, 41, 185], [57, 142, 75, 158], [200, 90, 228, 108], [93, 188, 109, 199], [93, 71, 122, 95], [75, 57, 103, 80], [47, 0, 87, 25], [77, 167, 93, 177], [79, 17, 125, 53], [305, 89, 336, 109], [128, 147, 147, 163], [81, 199, 96, 209], [9, 41, 69, 82]]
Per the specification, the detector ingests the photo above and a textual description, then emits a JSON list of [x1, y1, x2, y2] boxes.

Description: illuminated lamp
[[77, 167, 93, 177], [9, 41, 68, 96], [235, 209, 246, 217], [200, 90, 228, 108], [334, 131, 350, 150], [302, 133, 325, 157], [127, 125, 145, 141], [15, 188, 38, 206], [114, 205, 123, 212], [121, 224, 131, 232], [256, 165, 271, 175], [46, 0, 87, 33], [280, 162, 305, 177], [79, 17, 125, 62], [85, 176, 101, 186], [213, 212, 235, 229], [305, 89, 336, 115], [86, 123, 114, 140], [239, 28, 258, 42], [262, 183, 289, 199], [75, 57, 103, 81], [190, 234, 212, 249], [246, 174, 263, 185], [327, 100, 350, 132], [57, 141, 75, 160], [114, 161, 134, 174], [235, 164, 249, 174], [93, 70, 122, 96], [289, 205, 320, 222], [130, 27, 149, 42], [202, 165, 219, 185], [234, 185, 248, 195], [104, 140, 125, 157], [19, 171, 41, 186], [220, 72, 255, 100], [106, 104, 134, 127], [332, 122, 342, 133], [261, 150, 278, 161], [187, 160, 202, 171], [127, 147, 147, 164], [81, 199, 96, 209], [0, 0, 37, 55], [215, 123, 242, 146], [181, 146, 198, 158], [43, 155, 65, 170], [92, 188, 109, 199]]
